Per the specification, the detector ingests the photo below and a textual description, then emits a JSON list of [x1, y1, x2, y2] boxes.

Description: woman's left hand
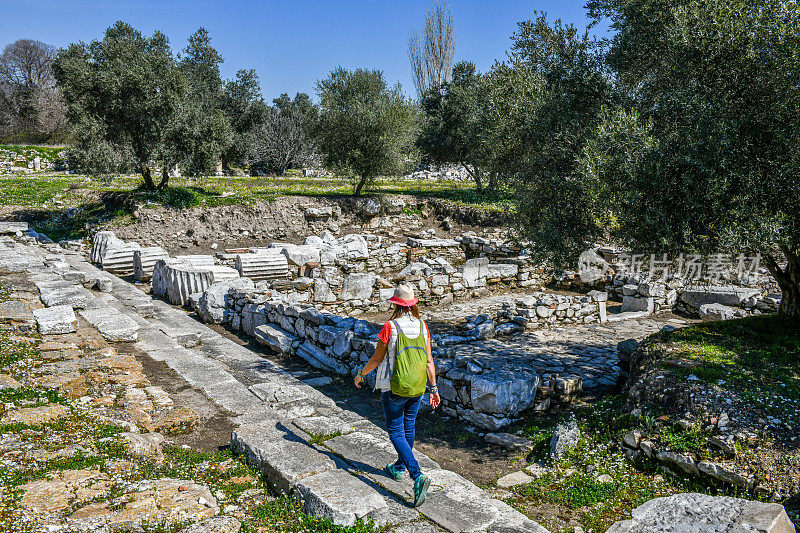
[[429, 393, 441, 410], [354, 374, 363, 388]]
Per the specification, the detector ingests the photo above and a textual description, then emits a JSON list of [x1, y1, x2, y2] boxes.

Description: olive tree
[[53, 22, 182, 188], [488, 14, 612, 264], [315, 67, 416, 196], [580, 0, 800, 321], [417, 61, 496, 191]]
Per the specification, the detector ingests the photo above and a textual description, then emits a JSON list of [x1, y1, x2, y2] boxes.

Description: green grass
[[664, 315, 800, 424], [308, 430, 342, 445]]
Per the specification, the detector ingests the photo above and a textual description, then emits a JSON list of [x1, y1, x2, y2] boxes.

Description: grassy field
[[0, 173, 514, 212]]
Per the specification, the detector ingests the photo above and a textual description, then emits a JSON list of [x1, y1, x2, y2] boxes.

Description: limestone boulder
[[680, 286, 761, 309], [383, 196, 406, 215], [198, 278, 254, 324], [339, 273, 375, 301], [470, 370, 539, 415], [462, 257, 488, 288], [699, 303, 736, 321], [550, 419, 580, 460], [606, 493, 795, 533]]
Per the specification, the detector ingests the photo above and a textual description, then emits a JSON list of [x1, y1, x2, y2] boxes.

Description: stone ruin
[[82, 223, 783, 432], [2, 220, 794, 532]]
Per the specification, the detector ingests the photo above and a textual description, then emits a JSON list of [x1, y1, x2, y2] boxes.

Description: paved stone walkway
[[5, 238, 548, 532], [450, 319, 668, 391]]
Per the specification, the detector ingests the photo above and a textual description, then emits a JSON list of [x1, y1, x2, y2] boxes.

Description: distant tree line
[[0, 39, 66, 143], [51, 22, 319, 188]]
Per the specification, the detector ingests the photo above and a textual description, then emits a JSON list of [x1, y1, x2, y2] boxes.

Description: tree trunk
[[487, 172, 498, 192], [765, 247, 800, 322], [354, 175, 367, 196], [461, 161, 482, 192], [141, 164, 155, 190], [158, 165, 169, 189]]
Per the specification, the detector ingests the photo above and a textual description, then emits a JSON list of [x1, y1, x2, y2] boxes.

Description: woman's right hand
[[354, 374, 363, 388], [429, 393, 441, 410]]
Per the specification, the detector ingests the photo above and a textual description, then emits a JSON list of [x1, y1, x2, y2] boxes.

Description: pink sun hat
[[388, 283, 418, 307]]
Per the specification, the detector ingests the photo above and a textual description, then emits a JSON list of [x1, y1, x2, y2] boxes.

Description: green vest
[[390, 319, 429, 397]]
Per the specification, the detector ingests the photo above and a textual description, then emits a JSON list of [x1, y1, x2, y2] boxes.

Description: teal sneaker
[[413, 474, 431, 507], [385, 463, 405, 481]]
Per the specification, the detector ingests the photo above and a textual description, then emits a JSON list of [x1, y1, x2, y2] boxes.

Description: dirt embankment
[[100, 195, 506, 254]]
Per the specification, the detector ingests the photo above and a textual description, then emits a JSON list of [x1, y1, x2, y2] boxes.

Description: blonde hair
[[389, 303, 420, 320]]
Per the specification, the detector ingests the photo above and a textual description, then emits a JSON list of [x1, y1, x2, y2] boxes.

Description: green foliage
[[315, 67, 417, 195], [417, 61, 495, 191], [53, 22, 183, 188], [166, 28, 234, 178], [484, 13, 612, 267], [660, 425, 706, 454], [243, 495, 380, 532]]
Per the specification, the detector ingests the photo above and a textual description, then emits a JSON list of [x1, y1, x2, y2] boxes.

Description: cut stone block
[[0, 221, 28, 234], [296, 341, 350, 375], [462, 257, 488, 288], [33, 305, 78, 334], [133, 247, 169, 282], [324, 431, 439, 474], [293, 415, 357, 438], [339, 273, 375, 301], [231, 420, 336, 493], [621, 295, 654, 314], [680, 286, 761, 310], [78, 307, 140, 342], [39, 285, 95, 309], [253, 324, 298, 355], [294, 470, 388, 527]]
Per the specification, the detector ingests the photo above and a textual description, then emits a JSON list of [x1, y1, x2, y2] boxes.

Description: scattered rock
[[496, 471, 534, 488], [550, 419, 580, 460], [485, 432, 534, 452]]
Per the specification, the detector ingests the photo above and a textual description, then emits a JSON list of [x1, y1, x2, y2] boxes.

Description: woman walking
[[354, 283, 441, 508]]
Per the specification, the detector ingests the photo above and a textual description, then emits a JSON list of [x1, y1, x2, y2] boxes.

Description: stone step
[[606, 310, 651, 322], [32, 305, 78, 334]]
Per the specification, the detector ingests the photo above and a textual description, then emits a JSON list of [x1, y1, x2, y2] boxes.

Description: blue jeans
[[381, 391, 423, 480]]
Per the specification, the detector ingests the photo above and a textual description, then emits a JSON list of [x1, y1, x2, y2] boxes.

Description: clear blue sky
[[1, 1, 602, 102]]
